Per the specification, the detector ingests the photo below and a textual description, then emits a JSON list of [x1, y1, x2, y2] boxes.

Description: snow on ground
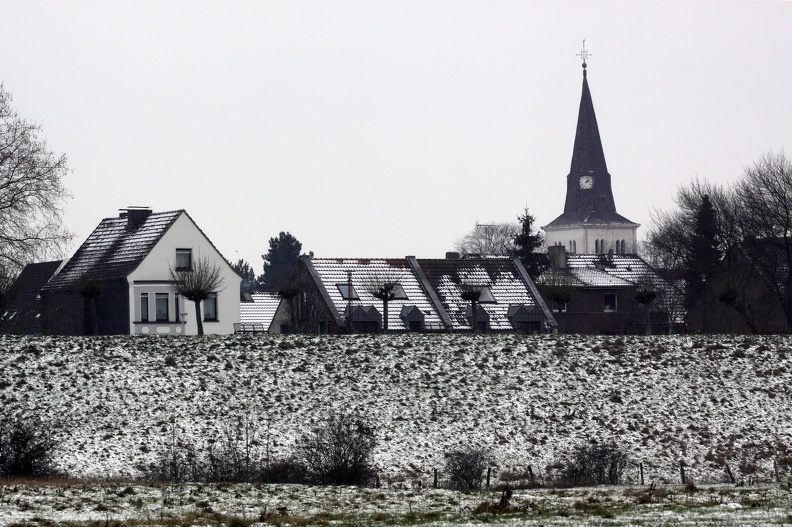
[[2, 481, 792, 526], [0, 333, 791, 485]]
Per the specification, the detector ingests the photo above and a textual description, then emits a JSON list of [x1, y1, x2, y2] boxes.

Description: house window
[[204, 294, 218, 321], [156, 293, 169, 321], [141, 293, 149, 322], [552, 302, 567, 313], [392, 283, 408, 300], [604, 293, 617, 312], [175, 249, 192, 271], [595, 239, 599, 253], [336, 283, 359, 300]]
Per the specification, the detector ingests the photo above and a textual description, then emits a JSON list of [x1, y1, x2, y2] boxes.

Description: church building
[[542, 57, 639, 255]]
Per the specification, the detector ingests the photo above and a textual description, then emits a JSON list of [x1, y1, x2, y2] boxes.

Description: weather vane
[[577, 39, 590, 69]]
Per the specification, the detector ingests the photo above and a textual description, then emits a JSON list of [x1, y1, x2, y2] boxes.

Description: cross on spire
[[577, 39, 590, 71]]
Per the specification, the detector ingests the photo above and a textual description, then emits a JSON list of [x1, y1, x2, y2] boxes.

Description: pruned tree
[[76, 277, 104, 335], [0, 85, 72, 274], [634, 283, 657, 335], [454, 223, 518, 256], [170, 256, 226, 335], [261, 232, 302, 291], [512, 208, 549, 280], [460, 284, 485, 334], [362, 270, 404, 331]]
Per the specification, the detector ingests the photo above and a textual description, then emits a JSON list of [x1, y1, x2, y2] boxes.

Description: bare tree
[[0, 85, 72, 274], [444, 446, 490, 490], [646, 179, 763, 333], [362, 269, 404, 331], [170, 256, 226, 335], [734, 151, 792, 329], [295, 411, 377, 486], [454, 223, 518, 256]]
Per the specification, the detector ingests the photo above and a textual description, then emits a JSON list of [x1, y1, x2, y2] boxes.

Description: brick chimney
[[547, 245, 567, 269], [120, 207, 152, 230]]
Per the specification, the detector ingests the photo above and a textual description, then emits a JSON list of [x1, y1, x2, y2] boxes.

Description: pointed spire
[[569, 66, 608, 177]]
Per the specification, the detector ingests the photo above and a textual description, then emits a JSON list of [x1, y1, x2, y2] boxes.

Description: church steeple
[[562, 62, 618, 216], [542, 46, 639, 255]]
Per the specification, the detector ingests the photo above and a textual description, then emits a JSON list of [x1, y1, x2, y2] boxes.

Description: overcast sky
[[2, 1, 791, 269]]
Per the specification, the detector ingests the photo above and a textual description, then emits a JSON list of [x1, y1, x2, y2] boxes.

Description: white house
[[40, 208, 240, 335]]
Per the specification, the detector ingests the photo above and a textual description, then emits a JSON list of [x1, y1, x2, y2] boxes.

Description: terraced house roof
[[414, 257, 552, 331], [309, 258, 446, 331]]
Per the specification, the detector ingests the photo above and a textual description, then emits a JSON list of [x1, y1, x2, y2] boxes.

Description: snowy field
[[0, 333, 791, 525], [2, 479, 792, 526]]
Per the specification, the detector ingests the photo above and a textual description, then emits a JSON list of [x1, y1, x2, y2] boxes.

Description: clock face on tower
[[579, 175, 593, 189]]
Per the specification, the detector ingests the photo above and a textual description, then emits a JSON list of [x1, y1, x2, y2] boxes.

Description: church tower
[[542, 51, 639, 255]]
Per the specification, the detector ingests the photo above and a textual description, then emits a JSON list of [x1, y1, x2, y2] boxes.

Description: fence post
[[528, 465, 535, 485], [639, 462, 644, 486], [774, 460, 780, 483], [725, 464, 735, 484], [434, 468, 438, 489], [486, 467, 491, 489], [680, 462, 686, 484]]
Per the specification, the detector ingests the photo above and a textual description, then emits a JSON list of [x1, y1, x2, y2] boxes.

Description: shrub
[[0, 410, 61, 477], [260, 457, 308, 484], [444, 446, 490, 490], [295, 411, 377, 485], [561, 440, 629, 486]]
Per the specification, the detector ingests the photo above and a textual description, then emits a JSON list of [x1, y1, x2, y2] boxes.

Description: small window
[[552, 302, 567, 313], [204, 294, 218, 321], [392, 283, 408, 300], [175, 249, 192, 271], [141, 293, 149, 322], [604, 293, 617, 313], [478, 286, 496, 303], [156, 293, 169, 321], [336, 283, 359, 300]]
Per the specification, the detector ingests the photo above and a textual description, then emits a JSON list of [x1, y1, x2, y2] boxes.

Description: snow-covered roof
[[415, 257, 543, 331], [309, 258, 446, 331], [43, 210, 183, 291], [548, 254, 661, 288], [240, 292, 281, 329]]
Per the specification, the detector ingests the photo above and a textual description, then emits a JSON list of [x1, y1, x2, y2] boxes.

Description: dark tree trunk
[[193, 299, 204, 335]]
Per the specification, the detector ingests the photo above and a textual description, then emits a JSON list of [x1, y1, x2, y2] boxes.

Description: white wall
[[127, 212, 241, 335], [544, 224, 639, 255]]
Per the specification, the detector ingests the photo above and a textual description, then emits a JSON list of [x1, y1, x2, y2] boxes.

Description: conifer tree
[[512, 208, 549, 281], [261, 232, 302, 291], [684, 194, 721, 310]]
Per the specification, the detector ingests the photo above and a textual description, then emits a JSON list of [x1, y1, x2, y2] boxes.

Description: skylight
[[336, 283, 360, 300]]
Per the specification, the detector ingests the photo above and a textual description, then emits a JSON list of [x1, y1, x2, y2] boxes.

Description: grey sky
[[1, 1, 790, 269]]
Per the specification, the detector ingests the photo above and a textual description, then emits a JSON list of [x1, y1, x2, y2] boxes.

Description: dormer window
[[337, 283, 359, 300], [175, 249, 192, 271]]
